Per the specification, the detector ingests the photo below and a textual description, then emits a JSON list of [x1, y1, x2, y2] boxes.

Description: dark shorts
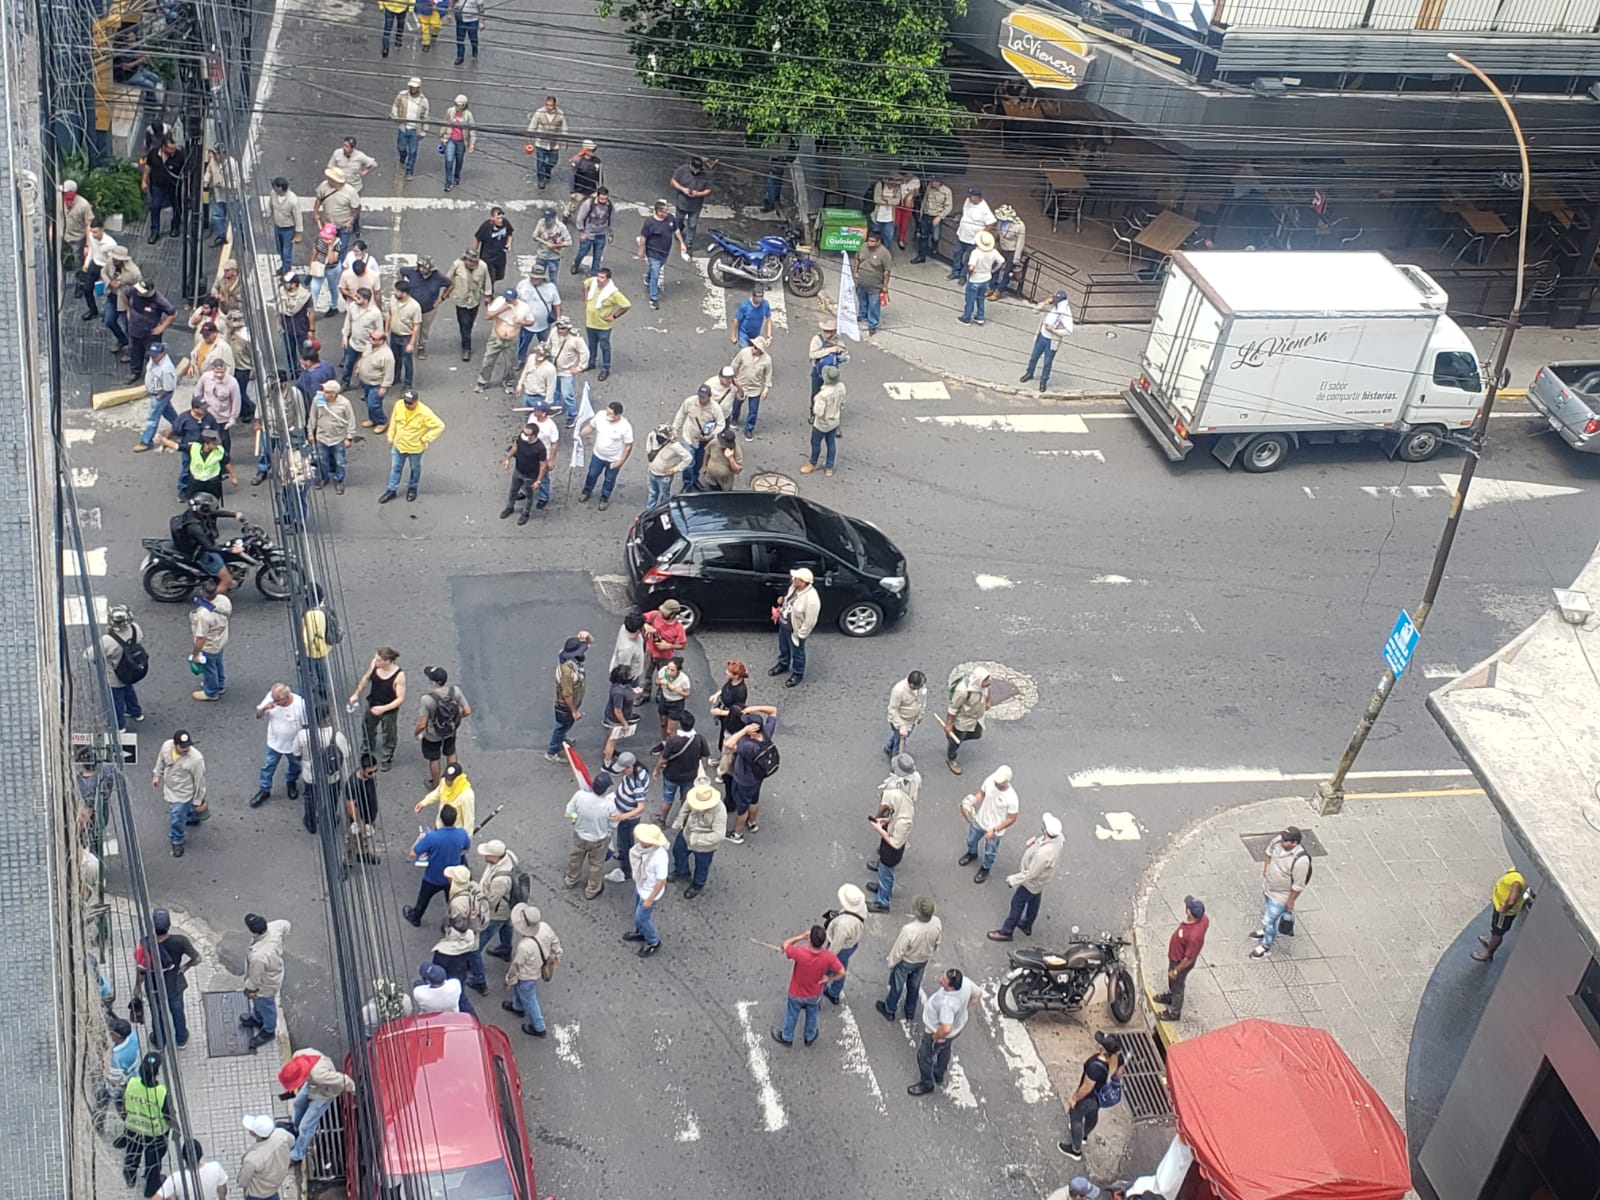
[[195, 550, 226, 577], [1490, 908, 1519, 936], [421, 735, 458, 761], [731, 779, 761, 814]]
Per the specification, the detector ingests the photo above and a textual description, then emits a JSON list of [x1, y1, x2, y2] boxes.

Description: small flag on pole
[[570, 382, 595, 469], [836, 251, 861, 342]]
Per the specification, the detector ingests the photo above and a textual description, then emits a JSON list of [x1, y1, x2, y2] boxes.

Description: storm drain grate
[[1118, 1029, 1173, 1122], [1241, 827, 1327, 862], [201, 990, 258, 1058]]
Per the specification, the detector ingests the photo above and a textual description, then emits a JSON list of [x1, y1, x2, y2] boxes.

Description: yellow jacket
[[378, 0, 410, 12], [387, 400, 445, 454]]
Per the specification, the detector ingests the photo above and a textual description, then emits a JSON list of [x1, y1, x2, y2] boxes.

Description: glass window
[[763, 542, 826, 577], [1432, 351, 1482, 391], [695, 541, 756, 572], [1577, 958, 1600, 1035], [491, 1060, 529, 1200]]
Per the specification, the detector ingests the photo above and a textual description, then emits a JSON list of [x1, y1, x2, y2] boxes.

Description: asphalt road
[[59, 1, 1600, 1195]]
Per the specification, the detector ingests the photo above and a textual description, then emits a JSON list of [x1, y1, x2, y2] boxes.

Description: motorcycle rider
[[169, 493, 244, 594]]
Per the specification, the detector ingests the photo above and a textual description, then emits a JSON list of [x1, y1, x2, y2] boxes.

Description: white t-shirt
[[974, 773, 1020, 833], [413, 979, 462, 1013], [956, 200, 995, 243], [258, 693, 308, 754], [635, 845, 668, 901], [591, 416, 634, 463], [965, 248, 1005, 285], [156, 1160, 228, 1200], [921, 977, 977, 1038]]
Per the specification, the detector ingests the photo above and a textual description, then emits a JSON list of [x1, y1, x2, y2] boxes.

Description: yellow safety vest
[[188, 442, 224, 482], [123, 1077, 168, 1136]]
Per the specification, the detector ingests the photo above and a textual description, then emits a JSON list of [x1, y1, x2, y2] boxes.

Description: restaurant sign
[[999, 7, 1096, 92]]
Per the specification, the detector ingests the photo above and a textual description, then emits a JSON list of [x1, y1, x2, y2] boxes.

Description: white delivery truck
[[1123, 251, 1489, 472]]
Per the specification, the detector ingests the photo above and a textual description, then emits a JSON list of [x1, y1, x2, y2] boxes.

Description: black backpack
[[430, 689, 463, 737], [751, 741, 781, 780], [320, 736, 346, 780], [508, 869, 533, 908], [108, 629, 150, 684]]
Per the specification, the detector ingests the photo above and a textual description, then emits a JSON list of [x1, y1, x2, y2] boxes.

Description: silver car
[[1528, 361, 1600, 452]]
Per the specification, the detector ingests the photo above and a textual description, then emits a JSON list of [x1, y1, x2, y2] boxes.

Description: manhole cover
[[1240, 828, 1328, 862], [1118, 1029, 1173, 1122], [947, 661, 1038, 721], [749, 472, 798, 495], [201, 989, 259, 1058]]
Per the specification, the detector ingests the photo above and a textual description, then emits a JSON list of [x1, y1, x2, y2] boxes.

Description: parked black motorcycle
[[996, 928, 1137, 1024], [140, 523, 294, 602]]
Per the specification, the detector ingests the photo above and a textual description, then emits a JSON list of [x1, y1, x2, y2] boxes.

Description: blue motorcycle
[[704, 228, 823, 297]]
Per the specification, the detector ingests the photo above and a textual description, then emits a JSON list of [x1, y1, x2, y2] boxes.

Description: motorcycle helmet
[[190, 493, 220, 515]]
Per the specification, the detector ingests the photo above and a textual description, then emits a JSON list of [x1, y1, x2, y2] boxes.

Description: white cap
[[61, 179, 79, 192], [790, 567, 814, 584], [408, 76, 422, 88], [242, 1114, 276, 1138], [992, 764, 1013, 785], [1042, 812, 1062, 837], [454, 93, 469, 106]]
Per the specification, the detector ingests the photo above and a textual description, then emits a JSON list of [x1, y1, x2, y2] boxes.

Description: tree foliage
[[597, 0, 967, 154]]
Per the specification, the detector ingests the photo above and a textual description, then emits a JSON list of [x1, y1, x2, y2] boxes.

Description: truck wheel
[[1240, 433, 1290, 473], [1397, 426, 1445, 462]]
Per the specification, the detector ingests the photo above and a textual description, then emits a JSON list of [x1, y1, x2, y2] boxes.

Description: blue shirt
[[294, 361, 336, 414], [732, 715, 777, 788], [415, 826, 470, 883], [734, 299, 771, 341], [111, 1029, 141, 1077]]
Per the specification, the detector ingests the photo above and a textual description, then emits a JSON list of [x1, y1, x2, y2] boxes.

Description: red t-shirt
[[1168, 914, 1209, 965], [644, 612, 686, 663], [786, 943, 844, 998]]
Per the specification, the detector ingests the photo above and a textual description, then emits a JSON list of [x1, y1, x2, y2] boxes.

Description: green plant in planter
[[78, 158, 147, 223]]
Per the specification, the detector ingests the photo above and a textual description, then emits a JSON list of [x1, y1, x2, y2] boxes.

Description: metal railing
[[1015, 247, 1164, 324]]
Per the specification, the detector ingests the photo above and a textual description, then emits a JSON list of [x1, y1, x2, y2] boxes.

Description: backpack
[[645, 424, 673, 462], [1094, 1070, 1124, 1108], [429, 689, 463, 738], [460, 882, 489, 932], [750, 741, 781, 780], [508, 869, 533, 908], [1295, 849, 1312, 885], [319, 735, 346, 780], [108, 629, 150, 684]]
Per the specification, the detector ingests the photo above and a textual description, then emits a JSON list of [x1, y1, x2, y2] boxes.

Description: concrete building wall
[[1419, 894, 1600, 1197]]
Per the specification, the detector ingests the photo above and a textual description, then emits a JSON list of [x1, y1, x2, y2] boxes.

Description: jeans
[[397, 128, 420, 175], [808, 427, 837, 470], [290, 1089, 334, 1162], [537, 254, 562, 283], [633, 897, 660, 947], [676, 209, 700, 252], [1163, 958, 1193, 1017], [781, 993, 821, 1043], [644, 255, 666, 303], [765, 172, 783, 208], [883, 959, 926, 1018], [363, 384, 386, 426], [547, 703, 576, 756], [575, 234, 605, 274], [679, 441, 704, 490], [167, 800, 193, 847], [583, 456, 622, 500], [454, 16, 479, 59], [317, 442, 347, 484], [730, 391, 761, 435], [507, 469, 541, 514], [776, 625, 806, 678], [915, 213, 941, 258], [380, 8, 404, 53], [111, 684, 143, 730], [140, 392, 177, 446], [586, 327, 612, 371], [534, 146, 558, 185], [274, 225, 296, 271], [1258, 894, 1289, 950], [873, 219, 897, 245], [964, 824, 1001, 870], [200, 650, 225, 697], [884, 723, 909, 757], [949, 239, 974, 278], [552, 373, 577, 421], [1067, 1096, 1101, 1153], [455, 304, 479, 353], [443, 140, 465, 187], [824, 944, 855, 1001], [251, 993, 279, 1036], [388, 449, 423, 492], [855, 285, 881, 332], [339, 344, 362, 385], [875, 860, 896, 907], [671, 833, 714, 887], [1026, 332, 1058, 388], [209, 201, 239, 243], [917, 1031, 954, 1088], [660, 777, 689, 815], [996, 251, 1017, 295], [511, 978, 546, 1032], [148, 184, 176, 237], [646, 472, 672, 509], [961, 280, 989, 323], [390, 335, 414, 388], [1001, 885, 1043, 935], [104, 301, 128, 344], [259, 748, 303, 794], [481, 919, 512, 956]]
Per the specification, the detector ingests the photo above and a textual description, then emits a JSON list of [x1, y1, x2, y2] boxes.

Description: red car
[[343, 1013, 538, 1200]]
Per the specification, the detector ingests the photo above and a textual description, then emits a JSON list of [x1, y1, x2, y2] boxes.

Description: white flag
[[569, 382, 595, 469], [836, 250, 861, 342]]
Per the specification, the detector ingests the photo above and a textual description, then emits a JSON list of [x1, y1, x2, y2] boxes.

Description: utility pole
[[1315, 53, 1531, 816]]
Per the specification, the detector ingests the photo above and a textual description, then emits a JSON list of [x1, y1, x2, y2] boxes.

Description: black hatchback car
[[626, 493, 909, 637]]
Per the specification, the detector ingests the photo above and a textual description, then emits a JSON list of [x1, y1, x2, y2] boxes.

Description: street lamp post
[[1314, 54, 1532, 815]]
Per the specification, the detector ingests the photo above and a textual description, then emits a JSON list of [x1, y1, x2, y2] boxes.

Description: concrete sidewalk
[[1131, 792, 1509, 1126]]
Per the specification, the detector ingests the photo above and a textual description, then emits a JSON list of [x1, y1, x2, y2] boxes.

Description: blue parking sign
[[1383, 610, 1420, 678]]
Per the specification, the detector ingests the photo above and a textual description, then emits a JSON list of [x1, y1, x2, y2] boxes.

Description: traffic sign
[[1383, 610, 1420, 679]]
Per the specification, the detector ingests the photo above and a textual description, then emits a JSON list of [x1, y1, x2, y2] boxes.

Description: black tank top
[[367, 667, 399, 708]]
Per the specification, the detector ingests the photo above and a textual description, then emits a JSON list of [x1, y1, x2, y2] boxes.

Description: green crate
[[818, 206, 868, 253]]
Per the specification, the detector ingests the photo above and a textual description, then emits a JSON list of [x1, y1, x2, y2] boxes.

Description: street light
[[1314, 54, 1531, 815]]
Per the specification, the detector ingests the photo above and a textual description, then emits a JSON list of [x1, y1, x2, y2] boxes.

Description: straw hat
[[634, 823, 668, 847], [976, 230, 997, 251], [685, 782, 722, 811], [510, 903, 542, 936], [443, 864, 472, 889]]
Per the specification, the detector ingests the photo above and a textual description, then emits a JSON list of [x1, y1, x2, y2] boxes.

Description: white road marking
[[78, 508, 102, 531], [766, 283, 788, 333], [241, 0, 288, 179], [1302, 486, 1317, 499], [975, 574, 1015, 590], [1068, 765, 1474, 788], [1090, 574, 1139, 585], [1422, 664, 1462, 679], [62, 548, 108, 576], [1437, 473, 1584, 510], [674, 1109, 702, 1143], [552, 1022, 583, 1069], [898, 1013, 978, 1108], [1030, 449, 1105, 460], [64, 596, 109, 627], [884, 381, 951, 401], [734, 1001, 788, 1132], [836, 1007, 887, 1115], [915, 414, 1089, 434], [1361, 484, 1452, 500], [71, 467, 98, 488], [695, 257, 728, 329], [978, 981, 1054, 1104], [1095, 812, 1142, 841], [64, 428, 95, 446], [1080, 412, 1136, 420]]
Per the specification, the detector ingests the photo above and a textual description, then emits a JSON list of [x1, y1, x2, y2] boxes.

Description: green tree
[[597, 0, 967, 154]]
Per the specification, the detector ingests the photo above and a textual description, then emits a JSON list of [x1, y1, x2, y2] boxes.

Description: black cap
[[424, 665, 448, 684], [696, 384, 711, 397]]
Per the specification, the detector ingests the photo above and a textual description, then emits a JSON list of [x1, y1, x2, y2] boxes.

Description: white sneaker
[[605, 868, 625, 884], [1249, 946, 1270, 959]]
